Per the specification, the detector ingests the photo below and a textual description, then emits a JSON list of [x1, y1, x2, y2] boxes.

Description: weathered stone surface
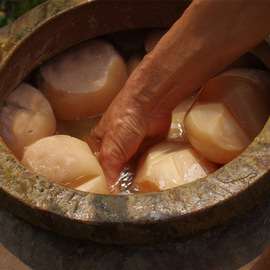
[[2, 186, 270, 269], [0, 0, 269, 245]]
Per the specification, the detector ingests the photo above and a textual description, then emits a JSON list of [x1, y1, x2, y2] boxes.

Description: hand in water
[[93, 0, 270, 194], [92, 75, 172, 194]]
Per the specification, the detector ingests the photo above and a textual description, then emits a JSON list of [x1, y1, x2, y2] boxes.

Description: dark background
[[0, 0, 46, 27]]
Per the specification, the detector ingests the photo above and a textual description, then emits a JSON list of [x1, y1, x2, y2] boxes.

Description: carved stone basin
[[0, 0, 269, 244]]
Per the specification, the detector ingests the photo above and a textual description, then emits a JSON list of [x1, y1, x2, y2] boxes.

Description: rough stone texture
[[0, 0, 269, 246], [2, 186, 270, 269]]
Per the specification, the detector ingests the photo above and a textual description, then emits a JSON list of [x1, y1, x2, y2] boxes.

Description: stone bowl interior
[[0, 0, 269, 244]]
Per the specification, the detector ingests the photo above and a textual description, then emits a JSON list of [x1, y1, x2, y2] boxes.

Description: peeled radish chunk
[[133, 141, 217, 193], [185, 103, 251, 164], [144, 29, 167, 53], [219, 68, 270, 101], [21, 135, 109, 194], [75, 176, 109, 195], [167, 94, 195, 142], [56, 115, 102, 140], [0, 83, 56, 160], [39, 39, 128, 120], [184, 76, 270, 164]]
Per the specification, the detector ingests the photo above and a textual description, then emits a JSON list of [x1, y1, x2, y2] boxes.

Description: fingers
[[98, 129, 144, 194], [92, 107, 146, 194]]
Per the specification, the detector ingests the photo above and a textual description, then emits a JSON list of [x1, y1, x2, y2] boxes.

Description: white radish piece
[[56, 115, 102, 140], [75, 176, 109, 195], [167, 94, 196, 142], [184, 75, 270, 164], [219, 68, 270, 101], [38, 39, 128, 120], [21, 135, 109, 194], [185, 102, 251, 164], [0, 83, 56, 160], [133, 141, 217, 193]]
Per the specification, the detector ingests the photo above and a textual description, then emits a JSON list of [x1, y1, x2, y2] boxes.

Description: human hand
[[93, 0, 270, 194], [92, 71, 173, 194]]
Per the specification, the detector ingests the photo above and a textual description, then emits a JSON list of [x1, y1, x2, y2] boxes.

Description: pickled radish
[[0, 83, 56, 160], [75, 176, 109, 194], [6, 28, 269, 197], [56, 115, 102, 140], [167, 94, 195, 142], [219, 68, 270, 101], [184, 76, 270, 164], [185, 103, 251, 164], [38, 39, 128, 120], [21, 135, 109, 194], [133, 141, 217, 193]]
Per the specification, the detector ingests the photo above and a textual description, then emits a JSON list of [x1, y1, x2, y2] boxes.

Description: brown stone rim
[[0, 0, 269, 244]]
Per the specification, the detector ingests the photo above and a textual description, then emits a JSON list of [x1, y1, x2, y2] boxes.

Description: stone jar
[[0, 0, 269, 244]]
